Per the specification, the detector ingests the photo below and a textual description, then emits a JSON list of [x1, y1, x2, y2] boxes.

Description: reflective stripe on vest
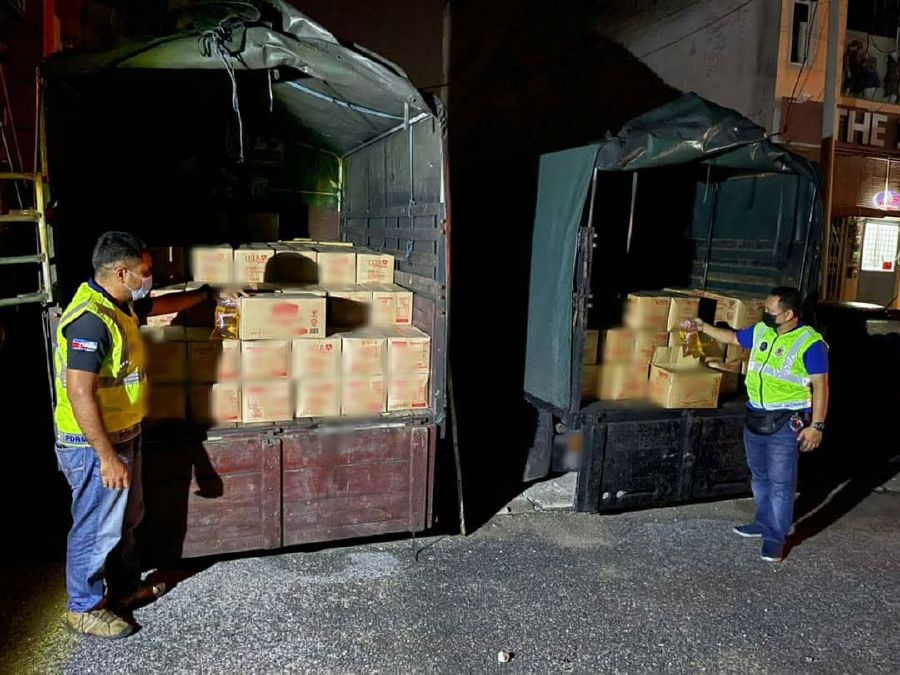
[[744, 322, 824, 411], [54, 283, 147, 445]]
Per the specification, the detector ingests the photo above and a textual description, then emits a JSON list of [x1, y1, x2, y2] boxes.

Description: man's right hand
[[100, 455, 130, 490], [680, 318, 705, 332]]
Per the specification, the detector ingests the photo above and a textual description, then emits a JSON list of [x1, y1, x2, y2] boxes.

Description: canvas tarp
[[524, 94, 821, 410]]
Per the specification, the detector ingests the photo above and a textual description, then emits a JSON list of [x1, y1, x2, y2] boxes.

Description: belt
[[56, 422, 142, 447]]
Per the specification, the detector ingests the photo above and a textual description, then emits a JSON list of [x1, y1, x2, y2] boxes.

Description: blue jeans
[[55, 434, 144, 612], [743, 422, 799, 546]]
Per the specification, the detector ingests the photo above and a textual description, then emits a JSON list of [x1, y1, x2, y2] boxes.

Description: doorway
[[856, 218, 900, 306]]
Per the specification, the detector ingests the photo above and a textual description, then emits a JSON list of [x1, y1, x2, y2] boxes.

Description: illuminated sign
[[872, 190, 900, 210]]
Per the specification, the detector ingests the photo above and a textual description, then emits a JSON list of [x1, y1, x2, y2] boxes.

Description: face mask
[[762, 311, 784, 329], [126, 270, 153, 301]]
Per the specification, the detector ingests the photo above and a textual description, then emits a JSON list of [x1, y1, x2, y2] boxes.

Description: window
[[790, 0, 817, 65], [861, 221, 900, 272]]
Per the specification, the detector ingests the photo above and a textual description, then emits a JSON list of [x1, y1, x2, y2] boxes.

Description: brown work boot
[[115, 581, 168, 611], [65, 608, 134, 639]]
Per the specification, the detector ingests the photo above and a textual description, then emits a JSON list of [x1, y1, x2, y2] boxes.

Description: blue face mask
[[126, 270, 153, 301]]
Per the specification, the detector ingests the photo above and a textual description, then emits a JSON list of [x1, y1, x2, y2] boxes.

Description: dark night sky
[[847, 0, 900, 34]]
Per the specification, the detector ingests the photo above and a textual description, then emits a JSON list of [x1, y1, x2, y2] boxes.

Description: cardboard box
[[317, 250, 357, 286], [342, 375, 386, 416], [624, 292, 671, 330], [596, 362, 649, 401], [292, 337, 342, 378], [141, 325, 186, 342], [388, 372, 430, 411], [246, 212, 280, 241], [188, 339, 240, 383], [582, 364, 599, 400], [725, 342, 751, 362], [144, 340, 188, 383], [189, 383, 241, 425], [386, 326, 431, 374], [241, 380, 293, 423], [324, 285, 372, 328], [706, 359, 743, 394], [146, 384, 187, 420], [648, 364, 722, 409], [677, 331, 726, 360], [601, 328, 633, 362], [632, 330, 669, 366], [295, 377, 341, 417], [191, 245, 233, 284], [269, 245, 318, 284], [367, 284, 414, 327], [236, 294, 326, 340], [149, 246, 187, 285], [709, 292, 766, 329], [234, 245, 275, 284], [583, 329, 599, 365], [341, 330, 387, 375], [356, 250, 395, 284], [185, 327, 215, 341], [241, 340, 291, 380], [666, 295, 700, 331]]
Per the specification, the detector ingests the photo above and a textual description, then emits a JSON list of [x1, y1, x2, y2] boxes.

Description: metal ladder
[[0, 172, 55, 307]]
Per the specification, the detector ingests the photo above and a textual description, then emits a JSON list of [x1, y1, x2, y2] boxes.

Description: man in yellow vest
[[55, 231, 220, 638], [682, 287, 829, 563]]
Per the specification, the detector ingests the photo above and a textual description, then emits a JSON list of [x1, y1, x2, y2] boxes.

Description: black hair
[[91, 231, 147, 274], [770, 286, 803, 316]]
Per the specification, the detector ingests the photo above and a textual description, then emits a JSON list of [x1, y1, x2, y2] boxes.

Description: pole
[[819, 0, 842, 300]]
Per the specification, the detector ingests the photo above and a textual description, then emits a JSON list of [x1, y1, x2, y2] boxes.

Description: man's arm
[[681, 318, 741, 346], [66, 369, 130, 489], [798, 373, 828, 452], [146, 286, 210, 317]]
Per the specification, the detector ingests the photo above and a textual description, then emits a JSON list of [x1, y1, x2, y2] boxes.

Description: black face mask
[[762, 312, 779, 328]]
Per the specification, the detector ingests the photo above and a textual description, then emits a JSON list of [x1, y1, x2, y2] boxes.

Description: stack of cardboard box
[[144, 239, 430, 426], [582, 289, 762, 408]]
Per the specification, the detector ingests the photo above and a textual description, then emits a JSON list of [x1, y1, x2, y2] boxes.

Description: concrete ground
[[2, 477, 899, 674]]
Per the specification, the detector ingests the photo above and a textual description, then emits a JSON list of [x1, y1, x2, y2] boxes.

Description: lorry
[[33, 1, 449, 560]]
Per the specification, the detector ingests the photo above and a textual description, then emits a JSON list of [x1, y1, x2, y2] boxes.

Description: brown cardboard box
[[146, 384, 187, 420], [241, 340, 291, 380], [341, 330, 387, 375], [236, 294, 326, 340], [317, 249, 357, 286], [624, 292, 671, 330], [292, 337, 342, 377], [144, 340, 188, 383], [583, 329, 599, 365], [725, 342, 751, 362], [582, 364, 599, 400], [633, 330, 669, 366], [241, 380, 293, 423], [666, 295, 700, 331], [185, 327, 215, 341], [708, 292, 766, 329], [191, 245, 233, 284], [706, 359, 743, 394], [141, 325, 186, 342], [596, 362, 649, 400], [601, 328, 633, 362], [246, 212, 280, 241], [342, 375, 387, 416], [386, 326, 431, 375], [188, 339, 240, 383], [648, 347, 722, 408], [149, 246, 187, 285], [356, 250, 395, 284], [324, 285, 372, 328], [388, 372, 430, 411], [189, 383, 241, 425], [269, 245, 318, 284], [234, 245, 275, 284], [295, 377, 341, 417], [366, 284, 414, 327]]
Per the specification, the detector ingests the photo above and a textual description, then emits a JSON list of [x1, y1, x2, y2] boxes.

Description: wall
[[599, 0, 783, 131]]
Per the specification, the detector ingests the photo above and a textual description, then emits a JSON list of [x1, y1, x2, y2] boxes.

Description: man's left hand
[[798, 427, 822, 452]]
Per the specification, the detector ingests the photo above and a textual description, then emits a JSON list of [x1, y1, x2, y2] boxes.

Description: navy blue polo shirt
[[62, 279, 154, 373]]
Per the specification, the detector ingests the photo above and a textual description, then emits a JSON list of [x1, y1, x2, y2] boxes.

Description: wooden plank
[[342, 223, 443, 241], [282, 428, 413, 467], [395, 271, 445, 299], [283, 461, 411, 500], [262, 437, 282, 550], [144, 474, 263, 516], [283, 520, 414, 546], [342, 204, 443, 219], [407, 426, 429, 531]]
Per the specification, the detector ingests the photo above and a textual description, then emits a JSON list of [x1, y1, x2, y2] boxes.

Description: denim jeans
[[55, 434, 144, 612], [743, 422, 799, 546]]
